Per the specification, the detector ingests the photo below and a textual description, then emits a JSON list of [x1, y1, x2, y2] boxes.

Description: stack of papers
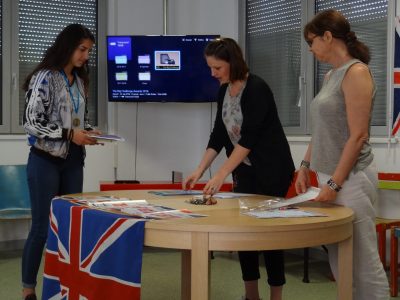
[[89, 134, 125, 142], [213, 192, 253, 199], [148, 190, 203, 196], [148, 190, 251, 198], [67, 196, 207, 219], [85, 199, 148, 208], [124, 208, 207, 219], [243, 209, 327, 219]]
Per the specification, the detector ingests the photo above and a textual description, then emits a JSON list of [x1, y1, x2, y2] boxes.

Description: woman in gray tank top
[[295, 9, 389, 300]]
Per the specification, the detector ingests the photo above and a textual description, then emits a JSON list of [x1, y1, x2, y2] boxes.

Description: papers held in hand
[[239, 187, 321, 211], [88, 134, 125, 142], [263, 187, 321, 209], [239, 187, 325, 219]]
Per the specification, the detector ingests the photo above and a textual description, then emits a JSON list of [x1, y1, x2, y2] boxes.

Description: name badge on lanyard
[[60, 70, 81, 128]]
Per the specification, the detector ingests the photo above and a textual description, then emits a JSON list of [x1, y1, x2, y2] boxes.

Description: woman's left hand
[[314, 185, 338, 202]]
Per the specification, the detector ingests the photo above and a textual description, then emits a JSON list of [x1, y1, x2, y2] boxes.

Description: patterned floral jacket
[[23, 69, 93, 158]]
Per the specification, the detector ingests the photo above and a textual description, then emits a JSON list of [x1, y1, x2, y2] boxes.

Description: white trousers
[[317, 163, 389, 300]]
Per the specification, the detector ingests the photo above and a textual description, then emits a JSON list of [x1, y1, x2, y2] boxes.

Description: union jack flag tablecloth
[[42, 198, 146, 300], [394, 13, 400, 136]]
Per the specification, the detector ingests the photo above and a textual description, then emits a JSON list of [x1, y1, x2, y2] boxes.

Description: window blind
[[18, 0, 98, 125], [315, 0, 388, 126], [246, 0, 302, 127]]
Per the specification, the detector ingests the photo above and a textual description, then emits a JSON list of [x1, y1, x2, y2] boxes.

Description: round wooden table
[[100, 190, 354, 300]]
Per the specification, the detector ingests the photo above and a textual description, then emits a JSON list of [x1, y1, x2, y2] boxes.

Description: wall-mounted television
[[106, 35, 220, 102]]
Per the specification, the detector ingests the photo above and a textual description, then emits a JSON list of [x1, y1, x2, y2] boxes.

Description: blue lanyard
[[60, 70, 80, 114]]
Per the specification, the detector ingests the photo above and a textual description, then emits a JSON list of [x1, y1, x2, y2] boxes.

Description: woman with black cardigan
[[183, 37, 294, 300]]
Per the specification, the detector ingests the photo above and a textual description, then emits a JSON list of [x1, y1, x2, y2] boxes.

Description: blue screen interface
[[106, 35, 220, 102]]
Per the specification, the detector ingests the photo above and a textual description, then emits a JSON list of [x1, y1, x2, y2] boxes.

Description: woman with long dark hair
[[21, 24, 100, 300]]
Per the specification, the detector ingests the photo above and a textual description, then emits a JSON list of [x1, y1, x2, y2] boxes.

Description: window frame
[[240, 0, 394, 137], [0, 0, 107, 134]]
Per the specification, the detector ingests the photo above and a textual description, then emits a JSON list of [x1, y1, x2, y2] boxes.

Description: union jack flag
[[393, 15, 400, 136], [42, 198, 145, 300]]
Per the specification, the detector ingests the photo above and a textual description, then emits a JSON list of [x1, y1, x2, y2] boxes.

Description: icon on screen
[[138, 55, 150, 64], [154, 51, 180, 70], [115, 55, 128, 64], [138, 72, 151, 81], [160, 53, 175, 64], [115, 72, 128, 81]]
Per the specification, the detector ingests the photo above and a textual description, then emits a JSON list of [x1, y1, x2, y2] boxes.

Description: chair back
[[376, 172, 400, 219], [0, 165, 31, 219]]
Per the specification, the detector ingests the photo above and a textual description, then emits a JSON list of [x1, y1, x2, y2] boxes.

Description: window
[[315, 0, 388, 129], [0, 0, 106, 134], [245, 0, 390, 136], [246, 0, 302, 130]]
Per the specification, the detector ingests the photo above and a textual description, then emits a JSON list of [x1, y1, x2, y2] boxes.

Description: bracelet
[[327, 178, 342, 192], [300, 160, 310, 169]]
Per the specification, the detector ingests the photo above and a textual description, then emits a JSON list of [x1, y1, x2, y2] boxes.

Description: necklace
[[60, 70, 80, 114]]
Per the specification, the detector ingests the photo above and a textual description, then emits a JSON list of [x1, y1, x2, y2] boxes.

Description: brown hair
[[303, 9, 370, 64], [204, 37, 249, 81]]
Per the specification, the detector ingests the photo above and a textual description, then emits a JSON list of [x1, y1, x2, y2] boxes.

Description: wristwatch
[[300, 160, 310, 169], [327, 178, 342, 192]]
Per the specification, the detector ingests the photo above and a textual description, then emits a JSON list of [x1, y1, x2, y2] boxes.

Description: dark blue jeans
[[22, 144, 84, 288]]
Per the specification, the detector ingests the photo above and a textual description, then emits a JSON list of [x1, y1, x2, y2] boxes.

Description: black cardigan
[[207, 74, 295, 191]]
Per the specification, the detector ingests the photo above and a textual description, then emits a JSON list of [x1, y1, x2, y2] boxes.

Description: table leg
[[191, 232, 210, 300], [181, 250, 191, 300], [337, 235, 353, 300]]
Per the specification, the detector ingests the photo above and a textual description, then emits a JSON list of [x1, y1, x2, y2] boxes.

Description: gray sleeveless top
[[310, 59, 374, 175]]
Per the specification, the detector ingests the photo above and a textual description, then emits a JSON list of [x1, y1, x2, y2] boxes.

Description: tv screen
[[106, 35, 220, 102]]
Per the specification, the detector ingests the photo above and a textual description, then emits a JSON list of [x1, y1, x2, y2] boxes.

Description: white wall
[[108, 0, 238, 181]]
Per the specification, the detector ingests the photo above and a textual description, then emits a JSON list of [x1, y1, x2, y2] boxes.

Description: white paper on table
[[266, 187, 321, 209], [213, 192, 253, 199], [243, 209, 327, 219], [88, 199, 148, 208]]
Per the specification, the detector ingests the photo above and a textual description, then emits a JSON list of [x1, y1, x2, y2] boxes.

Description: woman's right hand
[[71, 129, 98, 146], [295, 168, 311, 194], [182, 169, 203, 190]]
